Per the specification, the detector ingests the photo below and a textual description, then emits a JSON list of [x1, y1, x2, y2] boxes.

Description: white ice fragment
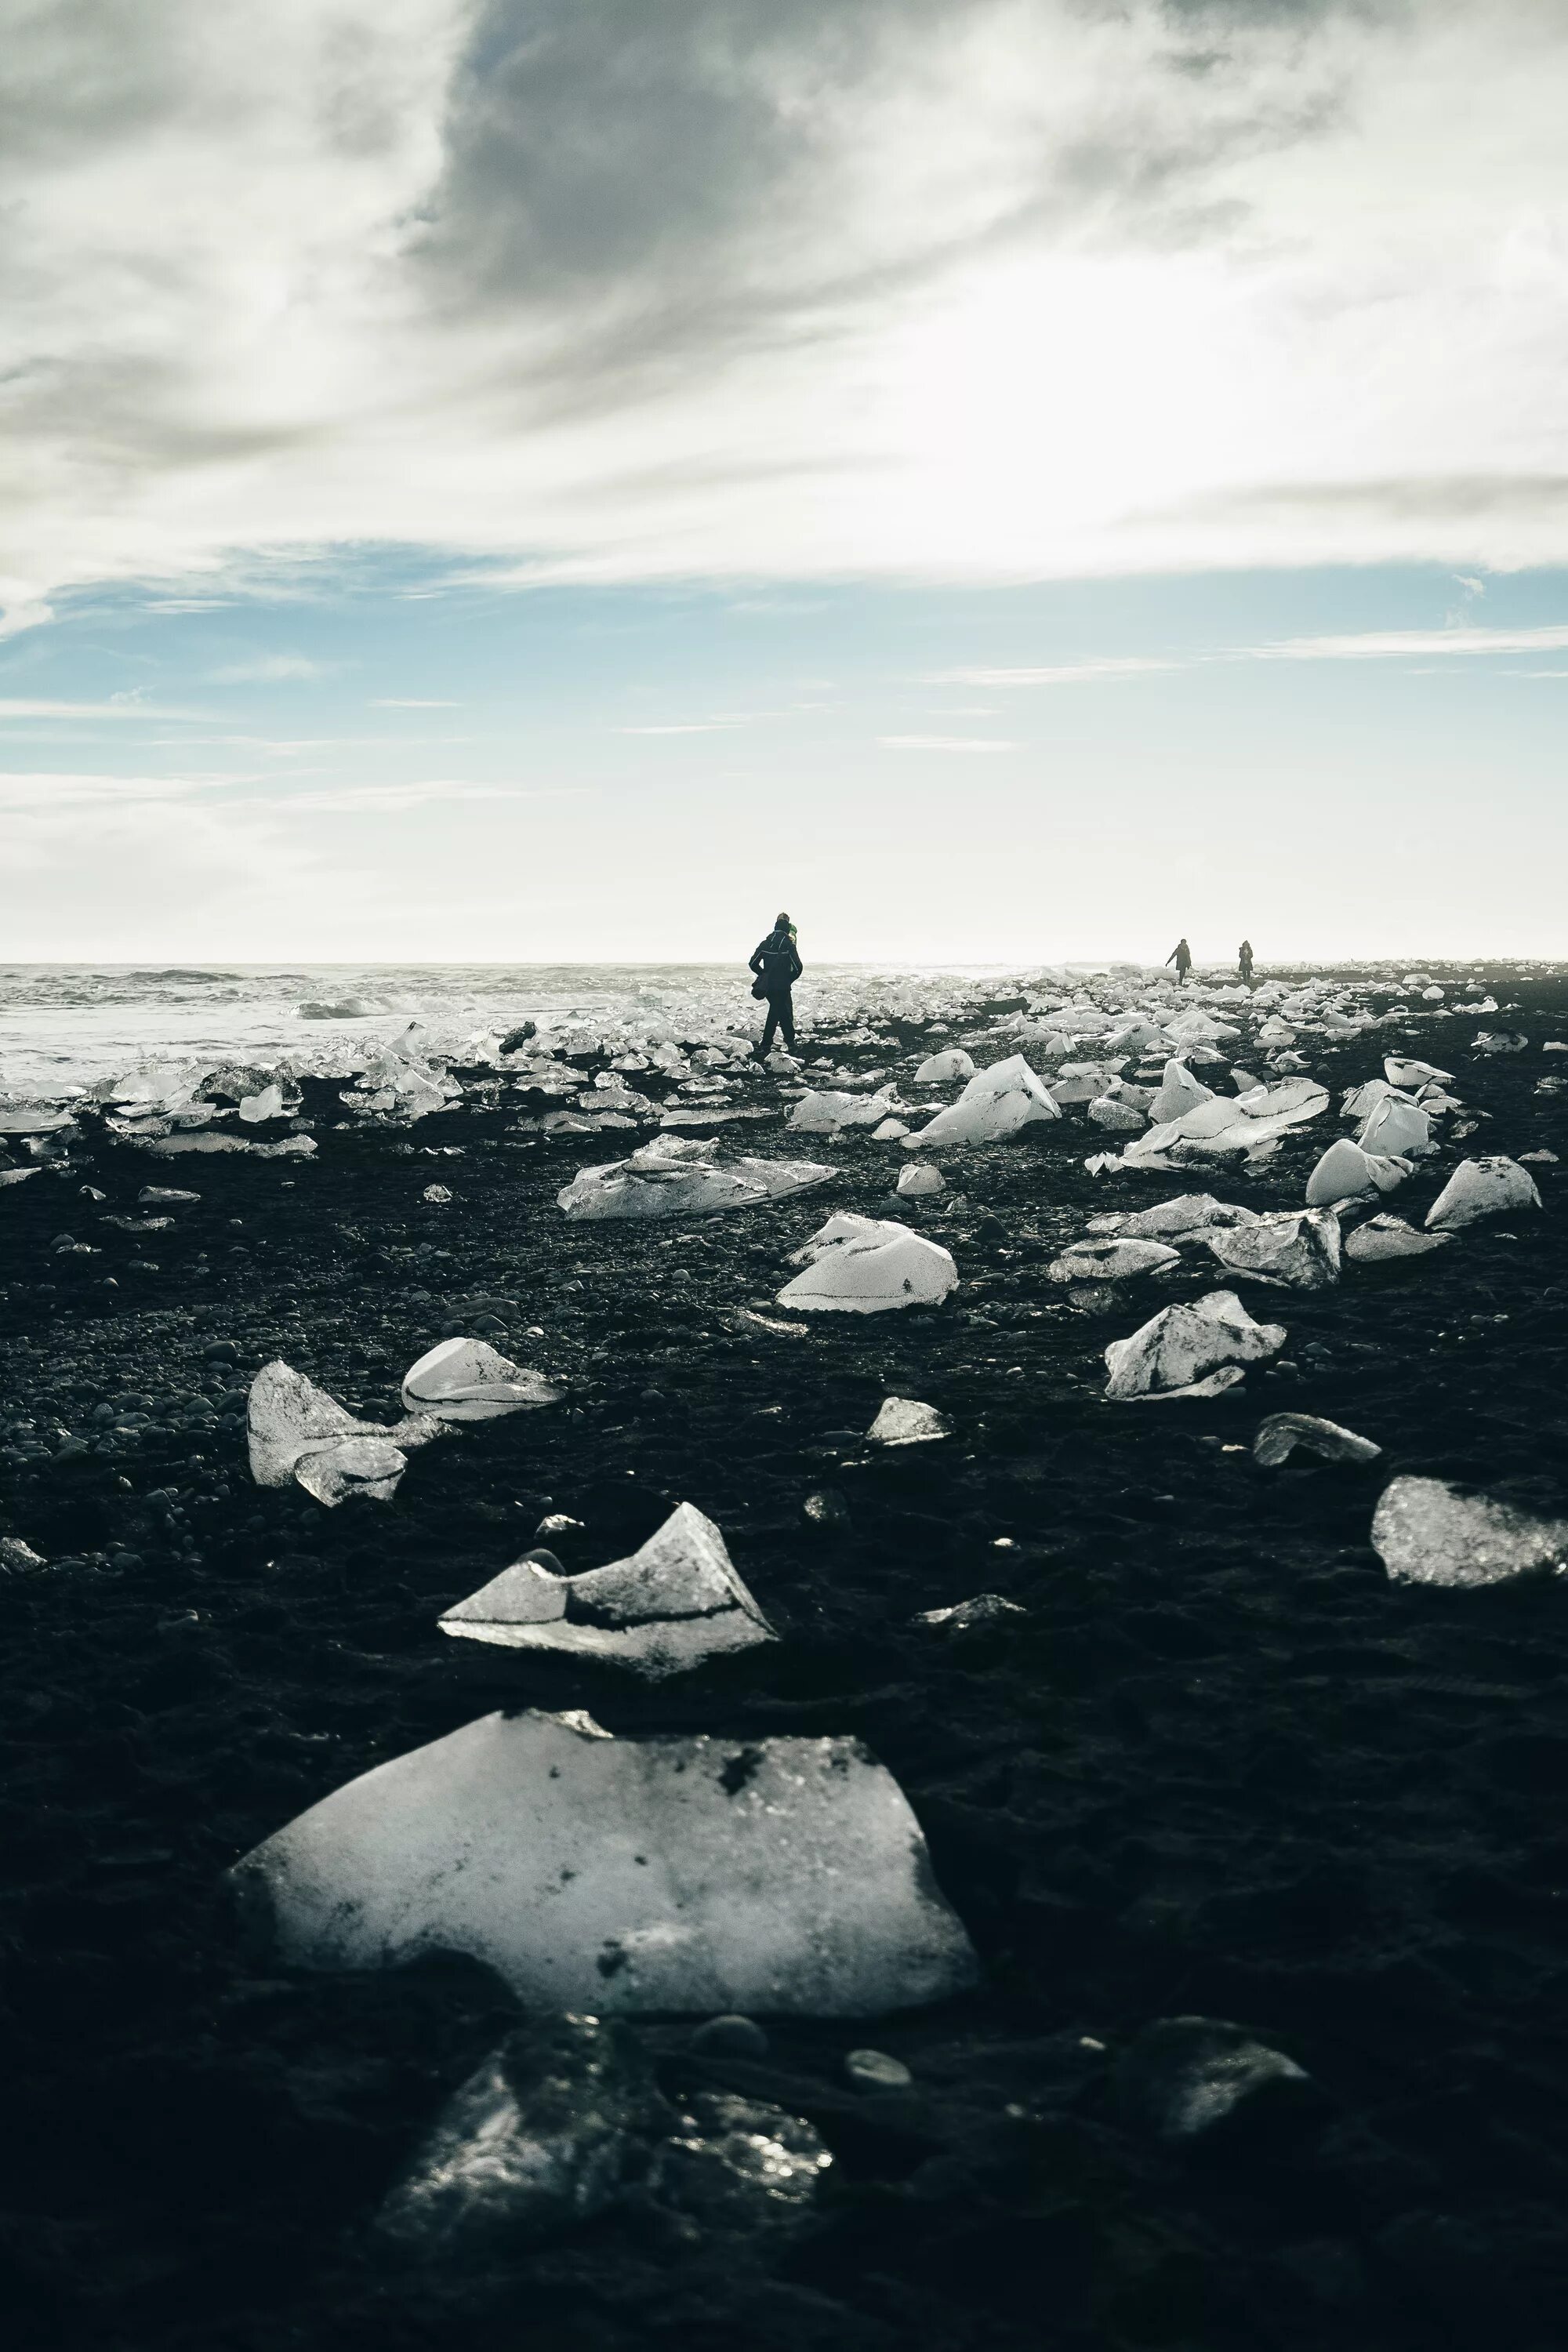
[[777, 1214, 957, 1314], [245, 1360, 437, 1506], [1120, 1195, 1258, 1240], [1343, 1213, 1453, 1263], [1305, 1139, 1407, 1207], [866, 1397, 950, 1446], [914, 1049, 975, 1083], [1087, 1094, 1145, 1131], [401, 1337, 562, 1422], [440, 1504, 775, 1679], [913, 1594, 1026, 1632], [905, 1054, 1060, 1148], [558, 1154, 829, 1221], [896, 1163, 945, 1198], [1253, 1412, 1381, 1468], [1105, 1290, 1287, 1401], [1149, 1062, 1214, 1123], [238, 1083, 285, 1123], [1206, 1207, 1341, 1290], [1425, 1157, 1542, 1231], [1371, 1476, 1568, 1588], [1358, 1094, 1431, 1158], [229, 1708, 980, 2015], [1047, 1238, 1181, 1283], [1385, 1056, 1452, 1089]]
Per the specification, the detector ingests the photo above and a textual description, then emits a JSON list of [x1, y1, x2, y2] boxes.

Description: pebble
[[690, 2014, 770, 2059], [844, 2048, 913, 2092]]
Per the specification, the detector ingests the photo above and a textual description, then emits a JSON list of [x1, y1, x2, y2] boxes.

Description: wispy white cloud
[[879, 734, 1013, 752], [1248, 623, 1568, 661], [0, 698, 209, 721], [930, 659, 1181, 688], [209, 654, 333, 684], [369, 697, 461, 707]]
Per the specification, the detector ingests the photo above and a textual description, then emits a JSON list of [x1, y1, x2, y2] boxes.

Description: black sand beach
[[5, 969, 1568, 2351]]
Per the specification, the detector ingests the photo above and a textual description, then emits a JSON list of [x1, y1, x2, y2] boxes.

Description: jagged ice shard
[[439, 1504, 776, 1677], [229, 1709, 979, 2015]]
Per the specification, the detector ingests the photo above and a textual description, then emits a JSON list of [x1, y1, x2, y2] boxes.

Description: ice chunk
[[376, 2015, 669, 2254], [229, 1708, 980, 2015], [1385, 1055, 1452, 1089], [647, 2090, 831, 2227], [1120, 1194, 1258, 1240], [558, 1153, 829, 1221], [866, 1397, 950, 1446], [913, 1049, 975, 1083], [896, 1163, 945, 1198], [1425, 1156, 1541, 1230], [913, 1594, 1027, 1632], [1371, 1475, 1568, 1588], [439, 1504, 775, 1679], [1205, 1207, 1341, 1290], [246, 1359, 441, 1506], [1305, 1138, 1406, 1207], [1358, 1094, 1431, 1158], [1344, 1212, 1453, 1263], [238, 1083, 286, 1123], [1087, 1093, 1145, 1131], [1047, 1238, 1181, 1283], [1049, 1061, 1126, 1106], [1115, 2017, 1318, 2147], [1253, 1412, 1381, 1468], [777, 1214, 957, 1314], [788, 1087, 903, 1136], [1149, 1062, 1214, 1123], [401, 1337, 562, 1422], [906, 1054, 1060, 1148], [1105, 1290, 1286, 1400]]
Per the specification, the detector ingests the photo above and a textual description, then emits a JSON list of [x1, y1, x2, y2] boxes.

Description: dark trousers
[[760, 990, 796, 1054]]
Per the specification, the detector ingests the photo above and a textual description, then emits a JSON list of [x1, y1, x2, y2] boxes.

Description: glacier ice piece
[[1425, 1156, 1541, 1231], [896, 1162, 945, 1198], [776, 1214, 957, 1314], [1105, 1290, 1286, 1401], [914, 1049, 975, 1083], [229, 1708, 980, 2015], [246, 1359, 441, 1506], [1087, 1093, 1145, 1131], [1047, 1238, 1181, 1283], [1371, 1476, 1568, 1588], [439, 1504, 775, 1679], [906, 1054, 1060, 1148], [558, 1153, 829, 1221], [1253, 1412, 1381, 1468], [1358, 1094, 1431, 1158], [401, 1337, 562, 1422], [1205, 1207, 1341, 1290], [866, 1397, 950, 1446], [1344, 1212, 1453, 1264], [1149, 1062, 1214, 1123], [913, 1594, 1027, 1632], [1305, 1138, 1407, 1207]]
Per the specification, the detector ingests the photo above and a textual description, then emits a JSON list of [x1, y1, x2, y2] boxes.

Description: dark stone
[[1114, 2016, 1326, 2151]]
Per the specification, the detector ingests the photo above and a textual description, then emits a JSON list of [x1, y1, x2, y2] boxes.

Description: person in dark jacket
[[749, 913, 802, 1058], [1166, 936, 1192, 983], [1238, 938, 1254, 983]]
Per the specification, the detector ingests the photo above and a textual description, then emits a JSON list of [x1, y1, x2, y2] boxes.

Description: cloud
[[4, 0, 1568, 620], [369, 696, 461, 706], [1247, 623, 1568, 661], [0, 698, 208, 720], [879, 735, 1013, 751], [931, 658, 1182, 686], [209, 654, 333, 683]]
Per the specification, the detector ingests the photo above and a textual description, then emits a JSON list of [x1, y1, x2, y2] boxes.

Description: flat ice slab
[[777, 1213, 957, 1313], [230, 1709, 979, 2016], [559, 1153, 830, 1220], [401, 1337, 562, 1422]]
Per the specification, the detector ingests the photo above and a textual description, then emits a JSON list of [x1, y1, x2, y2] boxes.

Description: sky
[[3, 0, 1568, 964]]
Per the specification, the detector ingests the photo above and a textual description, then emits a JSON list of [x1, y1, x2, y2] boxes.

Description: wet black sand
[[4, 970, 1568, 2351]]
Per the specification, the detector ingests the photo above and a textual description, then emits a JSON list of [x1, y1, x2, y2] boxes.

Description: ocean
[[0, 961, 1017, 1102]]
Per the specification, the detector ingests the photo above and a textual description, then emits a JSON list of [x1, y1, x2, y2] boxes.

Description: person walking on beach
[[750, 912, 802, 1059], [1239, 938, 1254, 984], [1166, 936, 1192, 984]]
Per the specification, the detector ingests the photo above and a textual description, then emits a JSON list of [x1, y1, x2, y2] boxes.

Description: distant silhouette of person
[[1166, 936, 1192, 984], [749, 912, 802, 1059], [1239, 938, 1254, 983]]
